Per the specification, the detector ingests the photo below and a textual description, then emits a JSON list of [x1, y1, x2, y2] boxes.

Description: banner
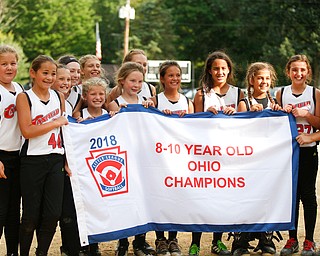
[[62, 105, 299, 245]]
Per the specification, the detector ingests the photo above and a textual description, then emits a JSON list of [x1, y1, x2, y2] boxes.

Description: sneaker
[[254, 232, 276, 255], [301, 240, 315, 256], [116, 241, 129, 256], [168, 238, 181, 256], [231, 232, 251, 256], [133, 239, 154, 256], [144, 241, 156, 255], [280, 238, 299, 256], [189, 244, 200, 256], [211, 240, 231, 255], [156, 238, 170, 256]]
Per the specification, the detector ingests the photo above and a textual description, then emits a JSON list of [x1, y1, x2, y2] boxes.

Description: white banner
[[62, 105, 299, 245]]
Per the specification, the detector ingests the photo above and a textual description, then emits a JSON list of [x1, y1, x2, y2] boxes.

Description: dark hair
[[58, 55, 79, 65], [285, 54, 312, 84], [159, 60, 182, 89], [199, 51, 235, 93], [30, 55, 57, 72]]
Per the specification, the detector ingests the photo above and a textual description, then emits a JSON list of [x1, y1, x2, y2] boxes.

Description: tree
[[8, 0, 96, 61]]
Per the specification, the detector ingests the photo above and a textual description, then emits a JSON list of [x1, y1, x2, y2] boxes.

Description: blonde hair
[[0, 44, 19, 61], [82, 77, 109, 97], [115, 62, 144, 91], [245, 62, 277, 108], [79, 54, 100, 70], [285, 54, 312, 84]]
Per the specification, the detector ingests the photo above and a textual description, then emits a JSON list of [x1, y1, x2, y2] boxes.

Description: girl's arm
[[237, 100, 247, 112], [151, 85, 157, 97], [150, 96, 157, 108], [107, 101, 120, 112], [0, 161, 6, 179], [72, 97, 83, 119], [16, 93, 68, 139], [193, 90, 204, 113], [296, 132, 320, 145], [105, 86, 121, 107], [188, 99, 194, 114]]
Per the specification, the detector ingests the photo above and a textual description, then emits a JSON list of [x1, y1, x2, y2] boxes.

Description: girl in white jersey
[[233, 62, 281, 256], [0, 44, 23, 256], [190, 51, 244, 256], [51, 64, 73, 116], [59, 77, 109, 256], [16, 55, 68, 256], [80, 77, 109, 120], [238, 62, 281, 112], [73, 55, 103, 120], [108, 62, 153, 112], [150, 61, 194, 256], [276, 55, 320, 256], [108, 62, 154, 256], [57, 55, 81, 113], [193, 51, 244, 115], [106, 49, 156, 106]]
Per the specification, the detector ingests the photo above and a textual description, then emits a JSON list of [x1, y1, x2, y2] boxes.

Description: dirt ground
[[1, 170, 320, 255]]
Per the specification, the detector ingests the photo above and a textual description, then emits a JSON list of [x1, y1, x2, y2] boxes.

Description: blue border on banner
[[68, 105, 299, 244], [88, 221, 295, 243]]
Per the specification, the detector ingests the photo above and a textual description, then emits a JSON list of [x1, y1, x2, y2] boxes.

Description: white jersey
[[81, 108, 108, 119], [115, 95, 145, 105], [204, 85, 240, 111], [282, 85, 315, 147], [67, 85, 81, 110], [65, 100, 73, 117], [0, 82, 24, 151], [157, 92, 189, 114], [138, 82, 154, 99], [20, 89, 65, 156]]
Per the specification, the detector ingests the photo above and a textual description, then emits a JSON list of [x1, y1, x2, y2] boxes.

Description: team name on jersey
[[4, 104, 16, 119], [292, 101, 311, 109], [32, 108, 59, 125]]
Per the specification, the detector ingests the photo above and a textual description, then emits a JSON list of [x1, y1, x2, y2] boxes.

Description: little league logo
[[86, 146, 128, 197]]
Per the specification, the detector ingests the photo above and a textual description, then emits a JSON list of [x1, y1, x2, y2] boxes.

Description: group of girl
[[0, 44, 318, 256]]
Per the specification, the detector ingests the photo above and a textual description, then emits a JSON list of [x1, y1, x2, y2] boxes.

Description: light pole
[[119, 0, 135, 57]]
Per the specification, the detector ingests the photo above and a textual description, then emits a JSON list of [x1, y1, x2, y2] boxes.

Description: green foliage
[[92, 0, 123, 63], [2, 0, 320, 87], [8, 0, 96, 61], [0, 31, 29, 85]]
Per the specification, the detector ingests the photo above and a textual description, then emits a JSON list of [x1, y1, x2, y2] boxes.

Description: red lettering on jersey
[[31, 108, 60, 125], [4, 104, 16, 119], [293, 101, 311, 108]]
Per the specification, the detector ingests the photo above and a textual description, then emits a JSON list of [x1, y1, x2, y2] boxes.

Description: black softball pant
[[19, 154, 64, 256], [289, 146, 318, 242], [0, 150, 20, 255]]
